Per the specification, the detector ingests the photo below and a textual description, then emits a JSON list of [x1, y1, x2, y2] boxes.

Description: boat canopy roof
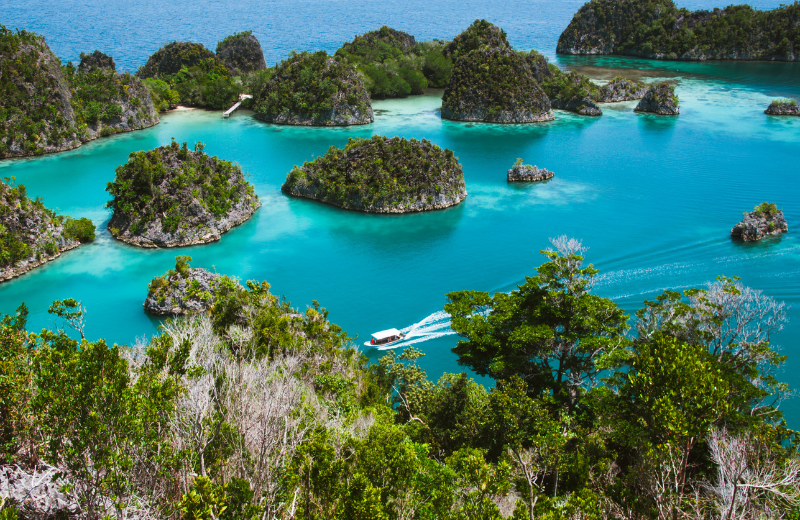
[[372, 328, 401, 340]]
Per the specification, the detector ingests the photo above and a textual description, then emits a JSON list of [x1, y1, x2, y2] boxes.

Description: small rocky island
[[507, 160, 554, 182], [597, 76, 647, 102], [144, 256, 241, 315], [215, 31, 267, 75], [635, 83, 680, 115], [441, 21, 553, 123], [106, 140, 260, 248], [1, 180, 95, 283], [557, 0, 799, 61], [731, 202, 788, 242], [765, 99, 800, 116], [252, 51, 373, 126], [0, 26, 158, 159], [282, 135, 467, 213], [524, 50, 602, 116]]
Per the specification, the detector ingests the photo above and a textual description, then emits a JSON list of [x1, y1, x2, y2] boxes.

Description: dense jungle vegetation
[[283, 135, 465, 211], [558, 0, 800, 60], [1, 238, 798, 520], [251, 51, 372, 124], [105, 139, 257, 237], [137, 41, 241, 111], [215, 31, 267, 76], [0, 178, 95, 270], [335, 26, 453, 98]]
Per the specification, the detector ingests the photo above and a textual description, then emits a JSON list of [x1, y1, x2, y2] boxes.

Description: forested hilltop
[[0, 26, 158, 159], [558, 0, 800, 60], [2, 238, 798, 520]]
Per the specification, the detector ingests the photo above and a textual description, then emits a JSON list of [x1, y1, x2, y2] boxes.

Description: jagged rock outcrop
[[0, 26, 159, 159], [283, 136, 467, 213], [765, 99, 800, 115], [216, 31, 267, 75], [253, 51, 373, 126], [507, 163, 554, 182], [557, 0, 800, 61], [145, 258, 240, 315], [597, 76, 647, 102], [106, 140, 260, 248], [731, 203, 788, 242], [1, 180, 95, 283], [524, 50, 555, 84], [634, 83, 680, 115]]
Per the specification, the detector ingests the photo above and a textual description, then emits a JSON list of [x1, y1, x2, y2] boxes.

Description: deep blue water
[[1, 0, 799, 425]]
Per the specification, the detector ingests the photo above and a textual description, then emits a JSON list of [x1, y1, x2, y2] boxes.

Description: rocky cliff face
[[1, 181, 94, 283], [216, 32, 267, 75], [765, 100, 800, 116], [597, 76, 647, 102], [0, 28, 159, 159], [282, 136, 467, 213], [731, 204, 788, 241], [507, 164, 554, 182], [557, 0, 800, 61], [635, 83, 680, 115], [145, 263, 239, 315], [442, 47, 553, 123], [253, 52, 374, 126], [106, 141, 260, 248]]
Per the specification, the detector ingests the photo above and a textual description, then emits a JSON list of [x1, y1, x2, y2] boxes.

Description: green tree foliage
[[252, 50, 371, 122], [334, 26, 452, 97], [283, 135, 466, 211], [137, 41, 241, 110]]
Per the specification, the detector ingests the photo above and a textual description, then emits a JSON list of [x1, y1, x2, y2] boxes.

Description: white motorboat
[[364, 328, 405, 347]]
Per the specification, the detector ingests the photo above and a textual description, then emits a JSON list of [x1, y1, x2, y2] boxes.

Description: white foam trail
[[375, 311, 457, 350]]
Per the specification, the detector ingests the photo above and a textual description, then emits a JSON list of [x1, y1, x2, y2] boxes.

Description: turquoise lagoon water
[[1, 0, 799, 424]]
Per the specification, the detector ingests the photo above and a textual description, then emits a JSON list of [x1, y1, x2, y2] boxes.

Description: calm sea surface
[[2, 0, 799, 424]]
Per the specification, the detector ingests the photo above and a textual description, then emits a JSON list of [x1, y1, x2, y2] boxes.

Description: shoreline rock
[[145, 257, 239, 315], [597, 76, 647, 102], [282, 136, 467, 213], [550, 97, 602, 116], [106, 140, 261, 248], [634, 83, 680, 115], [765, 100, 800, 116], [507, 163, 555, 182], [731, 203, 788, 242]]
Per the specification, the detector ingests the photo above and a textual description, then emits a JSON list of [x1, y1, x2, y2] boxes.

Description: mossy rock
[[765, 98, 800, 116], [442, 47, 553, 123], [597, 76, 647, 102], [253, 51, 373, 126], [444, 19, 511, 58], [136, 41, 219, 79], [542, 69, 602, 116], [282, 135, 467, 213], [731, 202, 788, 241], [145, 256, 242, 315], [106, 139, 261, 248], [1, 180, 95, 283], [635, 82, 680, 115], [216, 31, 267, 75], [557, 0, 800, 61]]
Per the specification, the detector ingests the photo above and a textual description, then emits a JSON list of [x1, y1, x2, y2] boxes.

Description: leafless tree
[[706, 428, 800, 520]]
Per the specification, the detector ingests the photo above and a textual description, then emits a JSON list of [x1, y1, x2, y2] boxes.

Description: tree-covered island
[[282, 135, 467, 212], [252, 51, 374, 126], [0, 26, 159, 159], [2, 237, 798, 519], [106, 140, 260, 248], [1, 178, 95, 283], [635, 82, 680, 114], [558, 0, 800, 61], [441, 21, 553, 123]]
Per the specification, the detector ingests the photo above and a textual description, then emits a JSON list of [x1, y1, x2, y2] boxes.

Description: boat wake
[[373, 311, 457, 350]]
